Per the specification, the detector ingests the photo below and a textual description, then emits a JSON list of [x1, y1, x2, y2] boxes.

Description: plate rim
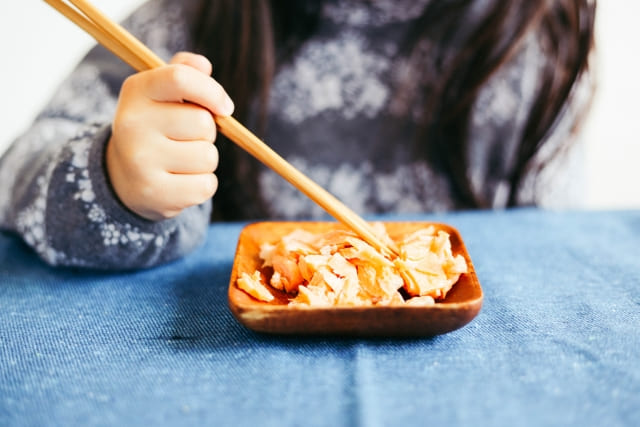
[[227, 220, 483, 337]]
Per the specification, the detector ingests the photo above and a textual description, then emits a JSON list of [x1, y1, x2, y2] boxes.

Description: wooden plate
[[228, 222, 483, 337]]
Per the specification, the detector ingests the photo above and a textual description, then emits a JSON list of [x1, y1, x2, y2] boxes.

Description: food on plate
[[237, 271, 275, 302], [236, 223, 467, 307]]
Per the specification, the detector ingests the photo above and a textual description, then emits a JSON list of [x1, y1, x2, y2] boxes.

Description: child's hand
[[105, 52, 234, 221]]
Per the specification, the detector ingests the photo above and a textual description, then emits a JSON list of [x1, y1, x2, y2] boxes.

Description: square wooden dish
[[228, 221, 483, 337]]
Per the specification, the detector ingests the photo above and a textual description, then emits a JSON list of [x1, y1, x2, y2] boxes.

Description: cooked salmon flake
[[237, 223, 468, 306], [236, 271, 275, 302]]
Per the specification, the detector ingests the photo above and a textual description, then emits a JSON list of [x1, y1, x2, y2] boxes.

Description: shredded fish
[[237, 271, 275, 302], [237, 223, 467, 306]]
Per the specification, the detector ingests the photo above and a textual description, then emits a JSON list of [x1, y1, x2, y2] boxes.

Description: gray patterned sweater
[[0, 0, 590, 269]]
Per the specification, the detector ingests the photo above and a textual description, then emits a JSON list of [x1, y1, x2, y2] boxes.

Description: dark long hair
[[193, 0, 596, 216]]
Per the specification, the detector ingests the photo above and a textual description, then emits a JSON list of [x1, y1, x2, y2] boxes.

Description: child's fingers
[[160, 139, 219, 175], [151, 102, 217, 142], [154, 172, 219, 219], [144, 64, 234, 116]]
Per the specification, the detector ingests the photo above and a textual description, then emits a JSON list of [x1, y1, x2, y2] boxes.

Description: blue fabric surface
[[1, 208, 639, 427]]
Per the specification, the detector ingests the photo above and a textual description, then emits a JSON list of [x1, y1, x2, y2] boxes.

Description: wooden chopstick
[[43, 0, 399, 257]]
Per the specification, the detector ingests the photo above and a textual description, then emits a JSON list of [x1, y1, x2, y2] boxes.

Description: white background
[[1, 1, 638, 209]]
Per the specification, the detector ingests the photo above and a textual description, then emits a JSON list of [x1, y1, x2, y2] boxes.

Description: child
[[0, 0, 596, 269]]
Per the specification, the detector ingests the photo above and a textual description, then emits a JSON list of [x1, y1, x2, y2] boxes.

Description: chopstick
[[43, 0, 399, 257]]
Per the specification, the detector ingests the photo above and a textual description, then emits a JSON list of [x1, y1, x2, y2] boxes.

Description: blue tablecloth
[[1, 208, 639, 426]]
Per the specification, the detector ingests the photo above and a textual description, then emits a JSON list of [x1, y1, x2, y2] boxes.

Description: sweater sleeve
[[0, 0, 211, 270]]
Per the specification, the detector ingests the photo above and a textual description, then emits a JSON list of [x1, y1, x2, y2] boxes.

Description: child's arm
[[0, 54, 218, 269], [0, 1, 229, 270]]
